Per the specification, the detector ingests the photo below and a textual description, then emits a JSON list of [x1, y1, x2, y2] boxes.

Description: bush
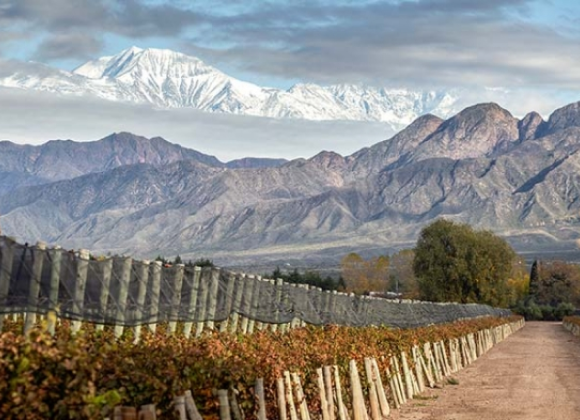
[[555, 302, 576, 320]]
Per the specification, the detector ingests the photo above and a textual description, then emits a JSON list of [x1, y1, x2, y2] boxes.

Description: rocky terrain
[[3, 101, 580, 266]]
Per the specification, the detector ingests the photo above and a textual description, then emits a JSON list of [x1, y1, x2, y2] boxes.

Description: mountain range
[[3, 101, 580, 267], [0, 46, 469, 131]]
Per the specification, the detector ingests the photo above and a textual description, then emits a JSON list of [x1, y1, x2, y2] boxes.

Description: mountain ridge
[[0, 46, 469, 130], [4, 100, 580, 266]]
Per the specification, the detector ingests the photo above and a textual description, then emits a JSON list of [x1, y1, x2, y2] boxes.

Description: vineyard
[[0, 315, 524, 419], [0, 236, 524, 419]]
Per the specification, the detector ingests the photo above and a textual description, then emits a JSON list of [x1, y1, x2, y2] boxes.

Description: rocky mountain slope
[[3, 101, 580, 265], [0, 132, 286, 194], [0, 46, 463, 130]]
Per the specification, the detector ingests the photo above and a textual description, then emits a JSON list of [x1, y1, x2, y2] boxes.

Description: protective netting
[[0, 237, 511, 329]]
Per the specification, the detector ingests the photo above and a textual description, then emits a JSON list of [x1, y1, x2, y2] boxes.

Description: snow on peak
[[2, 46, 470, 127]]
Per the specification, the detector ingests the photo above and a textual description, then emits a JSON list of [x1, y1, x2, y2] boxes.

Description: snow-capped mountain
[[0, 46, 462, 129]]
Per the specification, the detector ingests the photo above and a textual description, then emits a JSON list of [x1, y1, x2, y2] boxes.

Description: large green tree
[[413, 219, 516, 307]]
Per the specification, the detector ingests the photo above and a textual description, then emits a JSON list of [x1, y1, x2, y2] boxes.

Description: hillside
[[3, 101, 580, 265]]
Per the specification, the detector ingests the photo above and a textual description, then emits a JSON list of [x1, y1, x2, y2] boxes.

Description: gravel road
[[394, 322, 580, 420]]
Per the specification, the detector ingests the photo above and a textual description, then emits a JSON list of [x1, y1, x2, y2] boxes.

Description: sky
[[1, 0, 580, 159]]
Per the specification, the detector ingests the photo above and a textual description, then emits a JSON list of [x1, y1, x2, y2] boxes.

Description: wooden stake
[[133, 260, 150, 343], [114, 257, 132, 338], [317, 368, 331, 420], [256, 378, 267, 420], [277, 377, 288, 420], [284, 371, 299, 420], [349, 360, 367, 420], [205, 268, 221, 331], [183, 267, 202, 339], [292, 373, 311, 420], [370, 359, 390, 417], [148, 261, 162, 334], [217, 389, 232, 420], [71, 249, 90, 334], [0, 237, 15, 332], [400, 352, 414, 399], [364, 358, 381, 420], [184, 390, 203, 420], [174, 395, 187, 420], [333, 366, 348, 420], [168, 264, 185, 335], [323, 366, 336, 420], [24, 241, 46, 335]]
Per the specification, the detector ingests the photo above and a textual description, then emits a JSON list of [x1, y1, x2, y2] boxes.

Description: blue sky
[[2, 0, 580, 90]]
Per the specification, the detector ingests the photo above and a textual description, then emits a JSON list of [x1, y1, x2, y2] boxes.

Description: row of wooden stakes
[[563, 319, 580, 337], [108, 319, 525, 420]]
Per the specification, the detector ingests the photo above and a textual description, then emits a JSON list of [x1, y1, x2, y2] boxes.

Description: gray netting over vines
[[0, 237, 511, 329]]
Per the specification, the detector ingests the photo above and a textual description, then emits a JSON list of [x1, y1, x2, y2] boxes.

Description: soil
[[392, 321, 580, 420]]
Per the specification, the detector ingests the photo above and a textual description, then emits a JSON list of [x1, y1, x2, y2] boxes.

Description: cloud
[[0, 0, 202, 53], [181, 0, 580, 90], [34, 33, 103, 61], [0, 86, 392, 161], [1, 0, 580, 92]]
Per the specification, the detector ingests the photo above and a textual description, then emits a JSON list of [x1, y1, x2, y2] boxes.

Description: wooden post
[[133, 260, 150, 343], [24, 241, 46, 334], [228, 273, 244, 334], [292, 373, 311, 420], [138, 404, 157, 420], [0, 237, 14, 332], [371, 358, 390, 417], [277, 377, 288, 420], [205, 268, 221, 332], [218, 389, 232, 420], [271, 278, 284, 332], [114, 257, 132, 338], [289, 284, 302, 329], [195, 268, 211, 337], [333, 365, 349, 420], [183, 266, 202, 339], [240, 275, 255, 334], [349, 360, 367, 420], [255, 378, 267, 420], [95, 257, 113, 332], [387, 362, 400, 409], [71, 249, 90, 334], [247, 275, 261, 334], [148, 261, 162, 334], [184, 390, 203, 420], [174, 395, 187, 420], [284, 371, 299, 420], [263, 279, 276, 331], [317, 368, 331, 420], [412, 346, 425, 392], [255, 277, 266, 331], [389, 356, 405, 405], [168, 264, 185, 335], [323, 366, 336, 420], [400, 351, 414, 399], [219, 271, 237, 333], [46, 246, 62, 336], [364, 358, 381, 420], [133, 260, 149, 343]]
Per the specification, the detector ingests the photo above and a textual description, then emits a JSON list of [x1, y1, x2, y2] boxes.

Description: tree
[[535, 260, 580, 307], [389, 249, 419, 298], [413, 219, 516, 307], [528, 259, 540, 298], [340, 252, 389, 294]]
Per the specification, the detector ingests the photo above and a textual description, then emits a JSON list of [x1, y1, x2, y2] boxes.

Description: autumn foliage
[[0, 316, 520, 419]]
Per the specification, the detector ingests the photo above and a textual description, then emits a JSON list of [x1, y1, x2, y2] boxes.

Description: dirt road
[[394, 322, 580, 420]]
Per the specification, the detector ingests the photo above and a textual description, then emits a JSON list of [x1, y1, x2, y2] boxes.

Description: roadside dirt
[[392, 322, 580, 420]]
